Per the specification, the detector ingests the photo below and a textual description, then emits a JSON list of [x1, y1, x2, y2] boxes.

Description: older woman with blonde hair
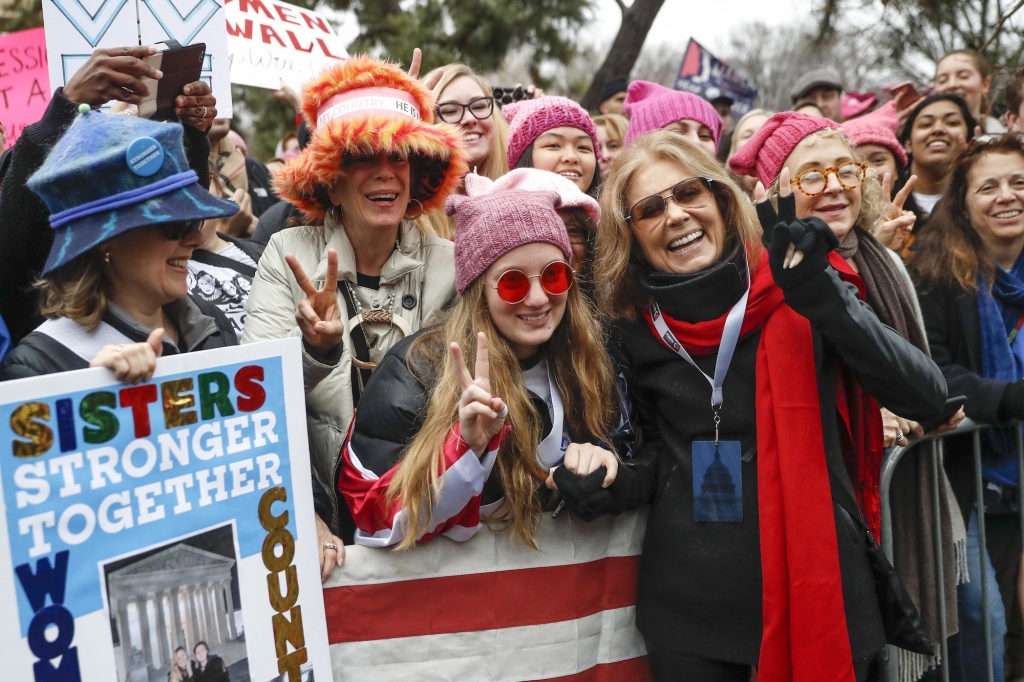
[[564, 129, 944, 679]]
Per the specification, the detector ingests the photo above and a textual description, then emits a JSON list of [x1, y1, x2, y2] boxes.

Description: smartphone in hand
[[139, 41, 206, 121]]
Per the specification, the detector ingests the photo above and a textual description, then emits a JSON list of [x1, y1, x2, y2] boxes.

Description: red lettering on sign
[[239, 0, 275, 20], [261, 24, 287, 48], [226, 18, 254, 39], [316, 38, 343, 59], [274, 3, 300, 25], [301, 12, 330, 34], [286, 31, 313, 53]]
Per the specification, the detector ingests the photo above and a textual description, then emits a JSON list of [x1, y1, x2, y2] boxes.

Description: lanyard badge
[[649, 268, 749, 523]]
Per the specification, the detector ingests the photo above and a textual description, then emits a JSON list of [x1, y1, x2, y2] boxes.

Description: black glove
[[999, 380, 1024, 421], [552, 465, 641, 522], [756, 193, 839, 293]]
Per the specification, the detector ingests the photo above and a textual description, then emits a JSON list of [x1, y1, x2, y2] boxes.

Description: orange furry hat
[[274, 55, 469, 219]]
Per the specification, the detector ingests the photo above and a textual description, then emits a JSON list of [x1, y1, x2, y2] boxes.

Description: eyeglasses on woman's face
[[435, 96, 495, 124], [788, 162, 867, 197], [490, 261, 574, 304], [625, 176, 715, 229]]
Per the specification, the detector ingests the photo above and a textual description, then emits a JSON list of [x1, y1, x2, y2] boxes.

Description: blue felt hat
[[28, 111, 239, 274]]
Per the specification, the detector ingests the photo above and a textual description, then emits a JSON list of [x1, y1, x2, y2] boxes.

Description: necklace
[[344, 281, 402, 367]]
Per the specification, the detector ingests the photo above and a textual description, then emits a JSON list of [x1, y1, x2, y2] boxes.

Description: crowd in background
[[1, 40, 1024, 682]]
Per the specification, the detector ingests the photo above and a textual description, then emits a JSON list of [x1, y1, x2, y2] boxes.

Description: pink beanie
[[841, 100, 908, 168], [464, 168, 600, 223], [623, 81, 723, 147], [446, 189, 572, 294], [728, 111, 837, 187], [503, 96, 604, 168]]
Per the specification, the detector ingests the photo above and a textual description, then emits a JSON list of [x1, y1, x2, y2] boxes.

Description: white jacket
[[242, 216, 457, 521]]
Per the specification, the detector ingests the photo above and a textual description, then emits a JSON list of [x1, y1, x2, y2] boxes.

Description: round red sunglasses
[[491, 261, 575, 304]]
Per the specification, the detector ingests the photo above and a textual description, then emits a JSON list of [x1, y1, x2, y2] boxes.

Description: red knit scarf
[[642, 250, 882, 681]]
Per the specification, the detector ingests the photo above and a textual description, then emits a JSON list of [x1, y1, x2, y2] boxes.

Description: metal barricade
[[879, 417, 1024, 682]]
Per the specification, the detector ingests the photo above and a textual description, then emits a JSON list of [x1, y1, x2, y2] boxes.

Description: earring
[[104, 251, 111, 265], [404, 198, 424, 221], [330, 204, 344, 223]]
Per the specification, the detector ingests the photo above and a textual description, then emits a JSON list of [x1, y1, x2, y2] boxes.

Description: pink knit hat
[[464, 168, 600, 223], [446, 189, 572, 294], [623, 81, 723, 147], [503, 96, 604, 168], [727, 111, 837, 187], [841, 100, 908, 168]]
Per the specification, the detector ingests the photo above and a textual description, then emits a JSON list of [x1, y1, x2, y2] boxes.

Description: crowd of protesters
[[0, 38, 1023, 682]]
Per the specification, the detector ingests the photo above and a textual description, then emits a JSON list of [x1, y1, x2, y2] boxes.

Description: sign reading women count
[[225, 0, 347, 90], [0, 339, 329, 682], [42, 0, 233, 116]]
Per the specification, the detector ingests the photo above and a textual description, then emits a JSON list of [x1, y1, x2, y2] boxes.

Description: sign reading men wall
[[0, 339, 330, 682], [42, 0, 233, 116], [225, 0, 347, 90]]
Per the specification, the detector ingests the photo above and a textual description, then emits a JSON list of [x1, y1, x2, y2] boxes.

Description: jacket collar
[[639, 242, 748, 322], [317, 214, 425, 285], [104, 298, 219, 354]]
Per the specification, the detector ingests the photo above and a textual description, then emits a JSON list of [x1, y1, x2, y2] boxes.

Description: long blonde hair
[[386, 276, 618, 550], [594, 130, 763, 320], [419, 64, 510, 239]]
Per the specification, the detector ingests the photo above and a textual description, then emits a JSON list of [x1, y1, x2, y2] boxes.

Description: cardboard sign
[[675, 38, 758, 117], [42, 0, 233, 117], [0, 28, 50, 149], [0, 339, 330, 682], [225, 0, 346, 90]]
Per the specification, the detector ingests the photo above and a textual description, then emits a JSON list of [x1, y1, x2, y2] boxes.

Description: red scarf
[[642, 250, 883, 681]]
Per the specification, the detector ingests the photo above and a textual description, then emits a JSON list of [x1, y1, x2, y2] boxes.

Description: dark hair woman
[[338, 187, 619, 549], [907, 133, 1024, 682], [895, 94, 977, 251], [574, 130, 946, 680]]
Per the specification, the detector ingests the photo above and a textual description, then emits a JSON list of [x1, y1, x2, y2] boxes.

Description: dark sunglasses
[[492, 261, 574, 304], [625, 177, 715, 228], [161, 220, 204, 241]]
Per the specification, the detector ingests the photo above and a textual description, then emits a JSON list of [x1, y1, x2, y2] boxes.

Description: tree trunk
[[579, 0, 668, 112]]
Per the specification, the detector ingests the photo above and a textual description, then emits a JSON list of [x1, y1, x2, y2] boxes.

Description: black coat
[[915, 277, 1021, 522], [612, 247, 947, 665], [191, 654, 229, 682], [0, 89, 212, 345], [0, 296, 237, 381]]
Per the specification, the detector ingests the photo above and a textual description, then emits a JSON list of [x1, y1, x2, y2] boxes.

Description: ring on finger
[[114, 345, 124, 354], [202, 105, 208, 118], [896, 430, 905, 444], [323, 542, 337, 551], [496, 404, 508, 420]]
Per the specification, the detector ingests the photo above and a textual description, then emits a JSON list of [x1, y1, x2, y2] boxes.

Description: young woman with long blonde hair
[[338, 186, 621, 549]]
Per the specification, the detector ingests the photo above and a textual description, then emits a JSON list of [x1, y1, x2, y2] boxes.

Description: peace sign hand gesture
[[452, 332, 507, 455], [285, 248, 344, 353], [874, 172, 917, 250]]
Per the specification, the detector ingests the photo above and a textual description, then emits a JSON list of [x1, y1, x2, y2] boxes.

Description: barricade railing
[[879, 417, 1024, 682]]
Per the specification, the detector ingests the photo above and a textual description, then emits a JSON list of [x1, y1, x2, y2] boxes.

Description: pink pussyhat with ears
[[623, 80, 723, 147], [728, 111, 838, 187], [446, 189, 572, 294], [841, 100, 908, 168], [464, 168, 600, 223], [502, 96, 605, 168]]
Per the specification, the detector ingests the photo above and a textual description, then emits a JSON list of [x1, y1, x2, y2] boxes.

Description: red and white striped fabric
[[323, 509, 651, 681]]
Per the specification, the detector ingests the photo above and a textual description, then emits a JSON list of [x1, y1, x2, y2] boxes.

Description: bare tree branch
[[981, 0, 1024, 52], [613, 0, 628, 14]]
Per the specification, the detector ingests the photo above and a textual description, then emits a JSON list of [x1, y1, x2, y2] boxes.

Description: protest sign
[[42, 0, 233, 117], [675, 38, 758, 116], [225, 0, 346, 90], [0, 28, 49, 149], [0, 339, 330, 682], [324, 509, 651, 681]]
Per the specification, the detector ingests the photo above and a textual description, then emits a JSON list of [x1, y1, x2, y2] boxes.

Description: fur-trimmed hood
[[274, 55, 469, 219]]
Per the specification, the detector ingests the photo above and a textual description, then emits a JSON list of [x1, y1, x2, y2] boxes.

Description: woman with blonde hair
[[593, 112, 628, 177], [338, 185, 621, 549], [418, 63, 510, 238], [571, 129, 944, 679], [167, 647, 193, 682]]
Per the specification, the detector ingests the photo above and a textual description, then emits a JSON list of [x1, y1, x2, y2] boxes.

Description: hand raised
[[452, 332, 506, 454], [286, 249, 344, 353], [90, 328, 164, 384], [874, 172, 917, 249], [63, 45, 161, 107], [174, 80, 217, 131]]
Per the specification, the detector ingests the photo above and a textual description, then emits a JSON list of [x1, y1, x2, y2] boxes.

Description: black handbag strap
[[340, 282, 373, 406], [190, 248, 257, 278]]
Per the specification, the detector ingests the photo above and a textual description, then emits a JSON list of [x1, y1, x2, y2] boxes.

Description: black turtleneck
[[638, 242, 748, 323]]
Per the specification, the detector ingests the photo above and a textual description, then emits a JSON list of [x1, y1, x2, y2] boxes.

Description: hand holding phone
[[138, 42, 206, 121]]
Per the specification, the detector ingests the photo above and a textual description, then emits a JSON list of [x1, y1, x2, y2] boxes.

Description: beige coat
[[242, 215, 457, 521]]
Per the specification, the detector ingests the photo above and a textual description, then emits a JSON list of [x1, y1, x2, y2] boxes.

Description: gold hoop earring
[[404, 198, 424, 221]]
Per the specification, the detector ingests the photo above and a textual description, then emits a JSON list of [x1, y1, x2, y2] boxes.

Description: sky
[[592, 0, 810, 54]]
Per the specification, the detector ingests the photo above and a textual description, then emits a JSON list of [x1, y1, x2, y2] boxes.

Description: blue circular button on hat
[[126, 137, 165, 177]]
